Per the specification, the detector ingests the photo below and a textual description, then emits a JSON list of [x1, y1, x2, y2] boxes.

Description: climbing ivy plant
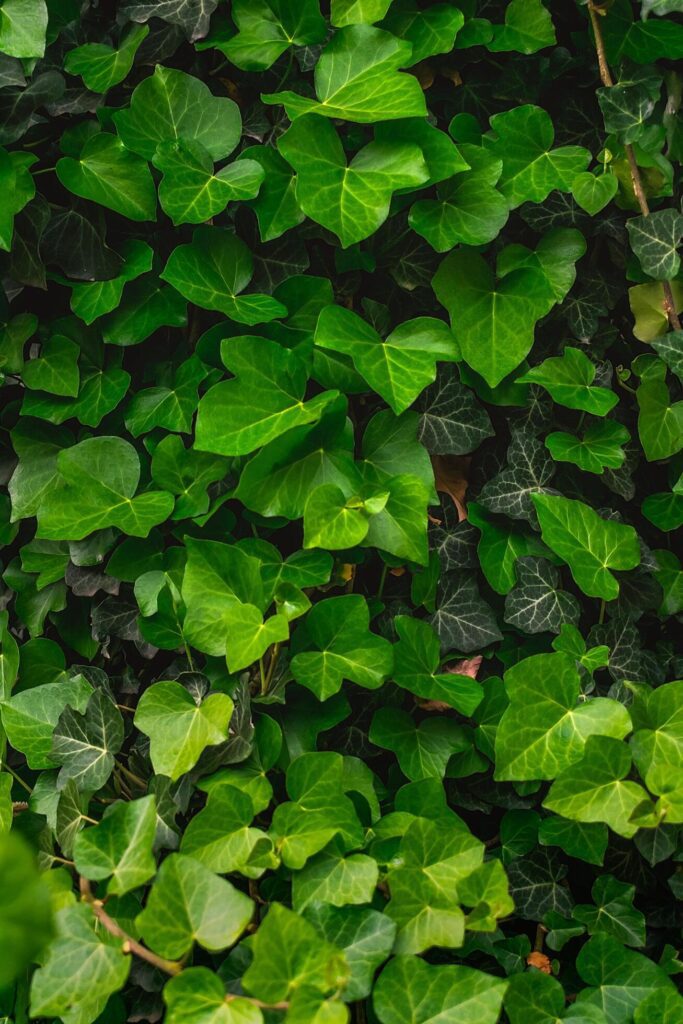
[[0, 2, 682, 1023]]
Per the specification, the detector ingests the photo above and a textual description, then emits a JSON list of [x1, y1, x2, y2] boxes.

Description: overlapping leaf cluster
[[0, 2, 682, 1023]]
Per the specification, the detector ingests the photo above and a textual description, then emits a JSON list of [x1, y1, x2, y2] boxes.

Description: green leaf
[[504, 556, 580, 635], [629, 281, 683, 342], [292, 842, 379, 912], [431, 572, 503, 653], [69, 239, 153, 325], [0, 0, 47, 58], [572, 171, 619, 215], [517, 347, 618, 414], [392, 616, 483, 716], [73, 795, 157, 895], [370, 706, 470, 781], [64, 24, 149, 93], [290, 594, 393, 700], [597, 82, 657, 144], [50, 688, 124, 791], [153, 140, 264, 226], [410, 143, 509, 252], [125, 355, 209, 437], [0, 832, 53, 988], [532, 494, 641, 600], [100, 276, 187, 346], [161, 228, 286, 325], [262, 25, 427, 122], [364, 474, 431, 565], [1, 674, 92, 768], [381, 3, 465, 64], [483, 104, 590, 207], [546, 421, 630, 474], [627, 209, 683, 280], [576, 934, 677, 1023], [164, 968, 263, 1024], [0, 147, 35, 251], [278, 115, 428, 248], [181, 784, 275, 876], [243, 903, 348, 1002], [114, 65, 242, 161], [196, 335, 336, 456], [22, 334, 80, 398], [468, 502, 551, 595], [240, 145, 304, 242], [208, 0, 326, 72], [138, 853, 254, 958], [637, 378, 683, 461], [34, 436, 175, 542], [432, 250, 553, 387], [494, 652, 632, 782], [304, 906, 396, 1002], [651, 330, 683, 381], [315, 305, 457, 413], [488, 0, 555, 54], [332, 0, 393, 26], [631, 679, 683, 792], [151, 434, 228, 519], [56, 133, 156, 221], [374, 956, 507, 1024], [30, 904, 130, 1024], [134, 680, 234, 780], [573, 875, 646, 947], [544, 737, 650, 838], [417, 369, 493, 455], [478, 429, 555, 523]]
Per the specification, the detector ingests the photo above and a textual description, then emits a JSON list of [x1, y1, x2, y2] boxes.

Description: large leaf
[[374, 956, 507, 1024]]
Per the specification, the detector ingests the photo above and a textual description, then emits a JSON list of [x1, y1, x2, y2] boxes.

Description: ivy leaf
[[64, 24, 149, 93], [125, 355, 209, 437], [114, 65, 241, 160], [517, 347, 618, 414], [120, 0, 218, 41], [196, 335, 337, 457], [69, 239, 153, 325], [504, 556, 580, 635], [369, 706, 470, 781], [332, 0, 393, 26], [576, 934, 677, 1023], [151, 435, 228, 519], [1, 674, 92, 769], [138, 853, 254, 958], [571, 171, 619, 215], [73, 795, 157, 895], [290, 594, 393, 700], [488, 0, 555, 54], [381, 4, 465, 64], [544, 737, 651, 838], [161, 228, 287, 325], [0, 0, 47, 58], [483, 105, 590, 207], [630, 680, 683, 792], [627, 209, 683, 280], [651, 330, 683, 381], [0, 148, 35, 252], [494, 652, 632, 782], [164, 968, 262, 1024], [409, 144, 509, 252], [392, 616, 483, 716], [278, 115, 428, 248], [374, 956, 507, 1024], [532, 493, 641, 600], [30, 905, 130, 1024], [34, 436, 175, 542], [364, 474, 431, 565], [153, 140, 264, 226], [637, 378, 683, 461], [22, 335, 79, 398], [597, 82, 657, 144], [315, 305, 457, 413], [546, 421, 630, 475], [573, 875, 646, 948], [478, 430, 555, 523], [134, 680, 234, 780], [431, 572, 503, 653], [240, 145, 304, 242], [181, 785, 275, 876], [292, 843, 379, 912], [242, 903, 348, 1002], [417, 369, 494, 455], [56, 133, 157, 222], [468, 502, 551, 595], [0, 832, 53, 988], [50, 688, 124, 792], [506, 848, 574, 921], [100, 277, 187, 347], [432, 250, 553, 387], [207, 0, 326, 72], [262, 25, 427, 122]]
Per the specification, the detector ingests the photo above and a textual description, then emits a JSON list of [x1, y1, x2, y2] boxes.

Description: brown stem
[[80, 877, 183, 976], [588, 0, 682, 331], [534, 923, 547, 953]]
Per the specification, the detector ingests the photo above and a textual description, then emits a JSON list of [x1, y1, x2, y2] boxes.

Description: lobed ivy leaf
[[74, 795, 157, 895], [64, 24, 149, 93]]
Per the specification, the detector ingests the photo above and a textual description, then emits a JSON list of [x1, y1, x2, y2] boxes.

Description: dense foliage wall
[[0, 1, 682, 1023]]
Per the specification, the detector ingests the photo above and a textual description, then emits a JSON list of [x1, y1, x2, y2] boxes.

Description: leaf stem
[[115, 761, 147, 789], [587, 0, 681, 331], [377, 562, 388, 601], [598, 599, 606, 625], [0, 761, 33, 795], [264, 643, 281, 692]]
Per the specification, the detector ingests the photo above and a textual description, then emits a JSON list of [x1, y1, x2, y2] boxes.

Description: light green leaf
[[262, 25, 427, 122], [544, 737, 650, 838], [332, 0, 393, 26], [134, 680, 234, 780], [488, 0, 555, 54], [114, 65, 242, 161], [517, 347, 618, 414], [181, 785, 276, 877], [74, 795, 157, 895], [64, 24, 149, 93], [208, 0, 326, 72], [374, 956, 507, 1024], [164, 968, 263, 1024], [22, 335, 79, 398], [138, 853, 254, 958], [576, 934, 677, 1024], [495, 652, 632, 782], [381, 4, 465, 64], [292, 843, 379, 912], [546, 421, 629, 474], [35, 436, 174, 542], [370, 706, 470, 781], [637, 377, 683, 461], [1, 674, 92, 769], [392, 616, 483, 716], [304, 906, 396, 1002], [161, 228, 286, 325], [0, 0, 47, 58], [153, 140, 264, 225], [195, 335, 337, 456], [56, 133, 156, 221], [0, 832, 53, 988], [572, 171, 619, 215]]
